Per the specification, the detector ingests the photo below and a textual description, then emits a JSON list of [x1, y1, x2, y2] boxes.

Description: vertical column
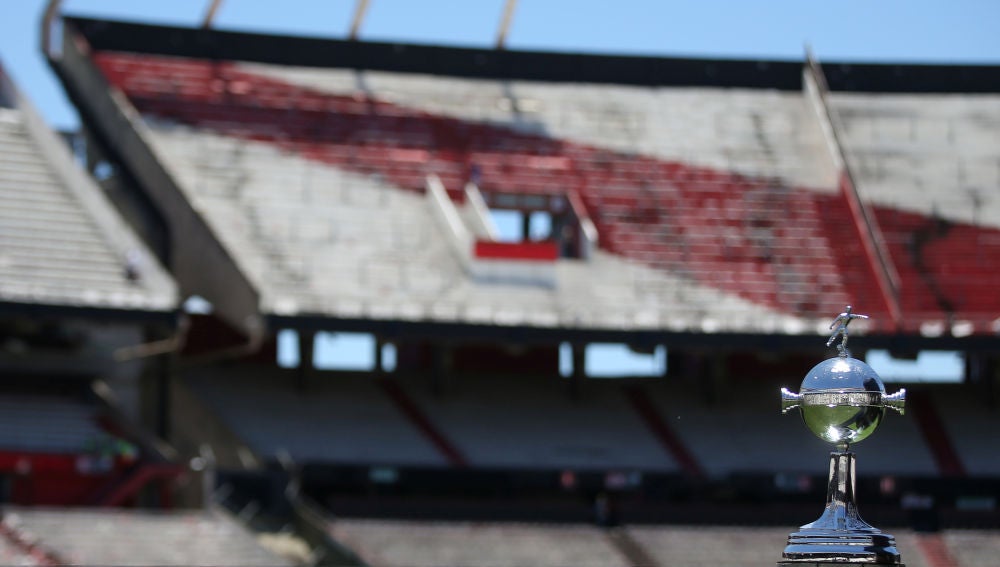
[[818, 451, 861, 530], [296, 330, 315, 391], [374, 335, 385, 375], [153, 324, 175, 441], [428, 342, 452, 396], [138, 323, 175, 442], [569, 342, 586, 400], [706, 353, 727, 405]]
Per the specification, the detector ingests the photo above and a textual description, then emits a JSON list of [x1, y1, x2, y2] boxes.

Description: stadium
[[0, 0, 998, 565]]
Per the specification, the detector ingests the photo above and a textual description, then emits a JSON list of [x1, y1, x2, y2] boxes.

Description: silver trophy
[[778, 307, 906, 565]]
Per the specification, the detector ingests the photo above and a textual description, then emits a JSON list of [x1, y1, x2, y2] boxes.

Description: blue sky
[[2, 0, 999, 130]]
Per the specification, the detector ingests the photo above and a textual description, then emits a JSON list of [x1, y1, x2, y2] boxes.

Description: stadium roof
[[0, 56, 176, 320], [47, 16, 1000, 344], [58, 17, 1000, 94]]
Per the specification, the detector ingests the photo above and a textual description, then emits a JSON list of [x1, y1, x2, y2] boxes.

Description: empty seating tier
[[0, 394, 104, 455], [329, 518, 630, 567], [183, 366, 446, 467], [0, 104, 174, 311], [830, 93, 1000, 326], [181, 365, 993, 478], [1, 506, 293, 566], [88, 51, 1000, 333]]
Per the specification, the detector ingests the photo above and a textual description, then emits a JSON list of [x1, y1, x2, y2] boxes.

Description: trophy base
[[780, 527, 902, 564], [779, 564, 905, 566], [779, 451, 904, 565]]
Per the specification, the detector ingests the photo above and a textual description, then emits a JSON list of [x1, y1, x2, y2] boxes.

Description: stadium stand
[[927, 386, 1000, 476], [0, 60, 175, 313], [186, 363, 679, 472], [0, 394, 104, 455], [0, 57, 184, 512], [38, 13, 1000, 566], [643, 376, 938, 477], [180, 362, 958, 480], [627, 524, 816, 567], [0, 521, 44, 566], [99, 51, 850, 327], [49, 17, 1000, 338], [0, 506, 293, 566], [941, 530, 1000, 567], [183, 365, 445, 467], [401, 372, 677, 472], [50, 20, 877, 337], [329, 518, 630, 567], [327, 520, 957, 567], [830, 93, 999, 227], [830, 92, 1000, 326], [185, 363, 705, 473], [0, 390, 181, 508]]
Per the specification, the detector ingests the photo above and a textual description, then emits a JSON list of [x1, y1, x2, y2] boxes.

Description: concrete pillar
[[374, 335, 384, 375], [296, 330, 315, 391], [139, 323, 175, 442], [569, 342, 586, 400], [430, 342, 451, 396]]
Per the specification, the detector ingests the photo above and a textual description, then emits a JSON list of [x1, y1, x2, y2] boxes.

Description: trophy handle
[[884, 388, 906, 415], [780, 388, 802, 414]]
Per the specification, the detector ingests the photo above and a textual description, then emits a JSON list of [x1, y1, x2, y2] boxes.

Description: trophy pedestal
[[780, 530, 903, 565], [780, 564, 905, 567], [779, 451, 902, 565]]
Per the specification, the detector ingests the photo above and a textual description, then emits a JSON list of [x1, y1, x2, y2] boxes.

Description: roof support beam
[[40, 0, 64, 58], [47, 20, 263, 340], [201, 0, 225, 29], [495, 0, 518, 50], [348, 0, 371, 40]]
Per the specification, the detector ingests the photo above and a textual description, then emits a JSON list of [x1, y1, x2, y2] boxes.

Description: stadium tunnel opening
[[491, 209, 553, 243], [485, 191, 588, 259]]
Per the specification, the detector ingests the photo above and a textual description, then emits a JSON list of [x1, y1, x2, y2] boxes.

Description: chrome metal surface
[[787, 347, 906, 450], [802, 357, 883, 395], [826, 305, 869, 358], [778, 308, 906, 564], [883, 390, 906, 415], [781, 388, 803, 414], [781, 452, 901, 564]]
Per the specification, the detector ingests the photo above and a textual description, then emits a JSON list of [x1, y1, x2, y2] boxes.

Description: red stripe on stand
[[379, 380, 468, 468], [909, 391, 966, 477], [624, 386, 705, 480]]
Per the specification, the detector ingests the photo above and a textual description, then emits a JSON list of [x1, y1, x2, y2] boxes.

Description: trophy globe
[[778, 307, 906, 566]]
